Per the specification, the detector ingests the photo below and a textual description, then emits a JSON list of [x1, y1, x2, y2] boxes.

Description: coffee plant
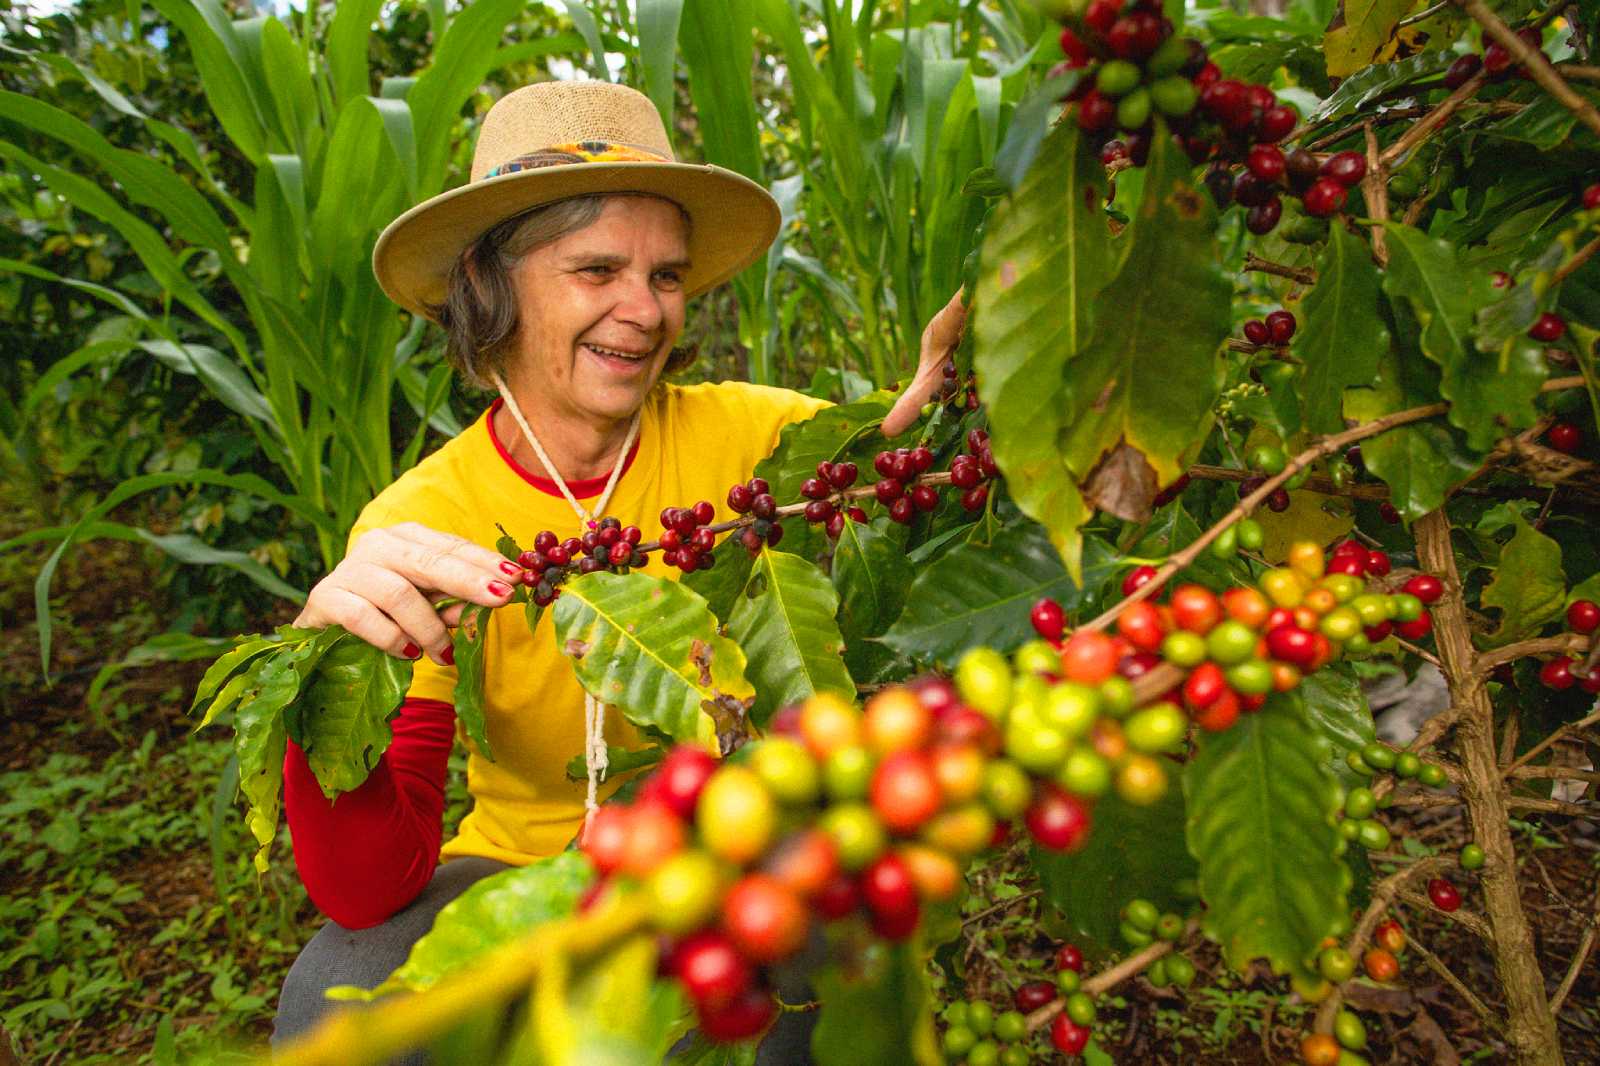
[[187, 2, 1600, 1064]]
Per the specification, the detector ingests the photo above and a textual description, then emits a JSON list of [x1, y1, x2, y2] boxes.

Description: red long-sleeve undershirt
[[283, 697, 456, 929]]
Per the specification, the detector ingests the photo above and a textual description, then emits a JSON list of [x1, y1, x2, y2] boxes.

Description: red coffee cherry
[[1015, 979, 1057, 1012], [1567, 599, 1600, 634], [1546, 422, 1582, 454], [1050, 1015, 1091, 1054], [1320, 150, 1367, 187], [1247, 144, 1286, 182], [1056, 942, 1085, 973], [1540, 657, 1576, 690], [1584, 182, 1600, 210], [1258, 105, 1297, 143], [1528, 313, 1566, 342], [1402, 574, 1444, 604], [1025, 784, 1092, 852], [1032, 598, 1066, 642], [1243, 320, 1271, 346], [1427, 878, 1462, 912], [1122, 564, 1159, 597], [1302, 177, 1348, 217], [1444, 52, 1482, 90]]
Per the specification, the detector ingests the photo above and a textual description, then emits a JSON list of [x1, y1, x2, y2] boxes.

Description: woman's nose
[[612, 272, 665, 333]]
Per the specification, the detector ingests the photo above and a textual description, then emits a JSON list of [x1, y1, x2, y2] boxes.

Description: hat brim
[[373, 161, 780, 320]]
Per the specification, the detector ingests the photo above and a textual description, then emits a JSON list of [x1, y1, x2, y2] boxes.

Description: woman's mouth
[[581, 342, 654, 375]]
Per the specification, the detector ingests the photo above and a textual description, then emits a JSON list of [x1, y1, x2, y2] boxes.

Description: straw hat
[[373, 81, 779, 320]]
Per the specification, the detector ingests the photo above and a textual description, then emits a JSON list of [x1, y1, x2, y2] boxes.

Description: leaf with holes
[[728, 548, 854, 727], [451, 603, 495, 759], [975, 121, 1114, 579], [553, 571, 754, 741], [1480, 512, 1566, 646], [879, 522, 1115, 665], [1183, 691, 1349, 981], [1055, 131, 1231, 550], [294, 630, 415, 796]]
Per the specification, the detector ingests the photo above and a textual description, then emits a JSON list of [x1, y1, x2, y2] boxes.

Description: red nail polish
[[499, 560, 522, 577], [402, 642, 421, 659], [488, 580, 512, 597], [441, 644, 456, 666]]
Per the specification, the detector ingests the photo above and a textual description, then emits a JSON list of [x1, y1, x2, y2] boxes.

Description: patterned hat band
[[482, 141, 671, 179]]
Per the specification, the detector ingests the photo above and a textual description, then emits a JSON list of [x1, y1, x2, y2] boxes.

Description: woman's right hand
[[295, 522, 522, 665]]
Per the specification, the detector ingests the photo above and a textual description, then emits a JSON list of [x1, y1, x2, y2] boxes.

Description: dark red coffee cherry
[[1584, 183, 1600, 210], [1258, 105, 1297, 143], [1303, 177, 1348, 217], [1566, 599, 1600, 634], [1444, 53, 1482, 90], [1265, 310, 1296, 344], [1243, 320, 1270, 345], [1547, 422, 1582, 453], [1483, 41, 1514, 77], [1528, 313, 1566, 342], [1246, 198, 1282, 235], [1540, 657, 1576, 690], [1320, 151, 1366, 187], [1247, 144, 1286, 182], [1266, 488, 1292, 512]]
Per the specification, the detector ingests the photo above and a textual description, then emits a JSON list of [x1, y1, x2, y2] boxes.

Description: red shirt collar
[[485, 398, 641, 500]]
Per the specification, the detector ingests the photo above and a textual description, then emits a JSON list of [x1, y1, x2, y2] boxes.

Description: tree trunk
[[1415, 509, 1563, 1066]]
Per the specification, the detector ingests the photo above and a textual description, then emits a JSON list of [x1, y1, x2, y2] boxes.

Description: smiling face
[[506, 195, 691, 430]]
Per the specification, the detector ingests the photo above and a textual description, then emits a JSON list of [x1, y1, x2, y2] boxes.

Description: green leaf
[[975, 122, 1111, 579], [727, 549, 855, 727], [1480, 513, 1566, 646], [553, 572, 755, 741], [191, 626, 317, 730], [1344, 345, 1481, 521], [452, 604, 495, 759], [1056, 130, 1231, 544], [1295, 224, 1388, 434], [1322, 0, 1413, 78], [1382, 223, 1545, 451], [880, 522, 1113, 666], [810, 942, 941, 1066], [1308, 51, 1459, 124], [1033, 788, 1196, 951], [1297, 667, 1377, 789], [831, 517, 912, 642], [233, 640, 325, 872], [298, 633, 414, 797], [1183, 692, 1350, 981], [356, 853, 595, 998], [637, 0, 685, 135], [683, 534, 757, 622]]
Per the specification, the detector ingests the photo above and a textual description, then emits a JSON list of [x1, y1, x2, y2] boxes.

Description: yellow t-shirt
[[348, 380, 829, 865]]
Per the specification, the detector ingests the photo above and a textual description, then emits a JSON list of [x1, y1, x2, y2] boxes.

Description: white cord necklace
[[492, 372, 641, 826]]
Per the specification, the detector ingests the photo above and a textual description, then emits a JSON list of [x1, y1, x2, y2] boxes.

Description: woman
[[271, 80, 964, 1059]]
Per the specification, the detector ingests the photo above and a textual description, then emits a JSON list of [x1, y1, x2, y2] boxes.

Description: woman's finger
[[314, 585, 420, 660], [342, 561, 456, 664], [367, 529, 520, 608], [883, 290, 968, 438]]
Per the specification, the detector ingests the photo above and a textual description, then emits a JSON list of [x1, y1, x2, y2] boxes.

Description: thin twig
[[1184, 463, 1392, 500], [1398, 0, 1450, 26], [961, 888, 1040, 928], [1397, 889, 1494, 940], [1243, 253, 1316, 285], [1381, 70, 1487, 165], [1475, 633, 1591, 675], [1551, 235, 1600, 288], [1363, 123, 1390, 266], [1025, 921, 1199, 1033], [1549, 884, 1600, 1018], [1456, 0, 1600, 140], [1509, 764, 1600, 784], [1503, 710, 1600, 777], [1407, 929, 1500, 1027], [1393, 635, 1444, 669]]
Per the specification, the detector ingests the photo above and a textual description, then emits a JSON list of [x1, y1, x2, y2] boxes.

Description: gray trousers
[[272, 857, 816, 1064]]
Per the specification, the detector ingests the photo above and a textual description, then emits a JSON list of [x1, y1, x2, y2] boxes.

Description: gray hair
[[434, 194, 695, 389]]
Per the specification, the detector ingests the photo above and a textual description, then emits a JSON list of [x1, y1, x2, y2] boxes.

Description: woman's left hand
[[883, 289, 968, 437]]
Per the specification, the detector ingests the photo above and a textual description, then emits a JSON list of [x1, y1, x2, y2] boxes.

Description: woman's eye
[[581, 264, 612, 277], [654, 270, 683, 287]]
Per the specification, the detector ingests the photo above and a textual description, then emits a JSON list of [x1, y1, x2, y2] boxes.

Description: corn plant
[[0, 0, 557, 671]]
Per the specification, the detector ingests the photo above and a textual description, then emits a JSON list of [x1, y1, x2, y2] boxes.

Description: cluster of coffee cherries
[[1100, 539, 1437, 731], [724, 476, 788, 555], [797, 461, 872, 539], [949, 429, 999, 512], [1001, 942, 1124, 1057], [1209, 145, 1366, 234], [1535, 598, 1599, 692], [936, 998, 1036, 1065], [657, 501, 722, 572], [1241, 308, 1296, 349], [1443, 25, 1546, 89], [1234, 442, 1302, 512], [931, 356, 980, 414], [867, 444, 940, 524], [516, 518, 645, 607], [1337, 741, 1451, 851], [580, 679, 1077, 1041]]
